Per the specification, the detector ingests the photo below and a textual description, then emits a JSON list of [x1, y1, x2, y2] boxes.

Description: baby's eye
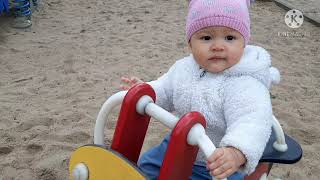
[[225, 35, 236, 41], [200, 36, 212, 41]]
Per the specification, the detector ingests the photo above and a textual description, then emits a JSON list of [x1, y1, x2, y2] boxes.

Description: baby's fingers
[[120, 76, 143, 90], [212, 162, 232, 176], [130, 76, 143, 84], [130, 78, 138, 83], [121, 77, 131, 83], [119, 85, 130, 90], [207, 156, 224, 170], [214, 167, 234, 179], [207, 148, 224, 163]]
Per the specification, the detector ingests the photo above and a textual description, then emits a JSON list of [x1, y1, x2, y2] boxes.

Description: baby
[[121, 0, 280, 179]]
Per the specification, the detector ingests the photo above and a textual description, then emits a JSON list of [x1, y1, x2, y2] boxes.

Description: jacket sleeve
[[220, 76, 273, 175], [147, 62, 178, 112]]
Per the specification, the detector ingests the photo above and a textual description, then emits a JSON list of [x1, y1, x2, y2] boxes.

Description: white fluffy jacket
[[148, 45, 280, 174]]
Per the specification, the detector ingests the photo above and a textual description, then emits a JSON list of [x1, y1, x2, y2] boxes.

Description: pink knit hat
[[186, 0, 253, 44]]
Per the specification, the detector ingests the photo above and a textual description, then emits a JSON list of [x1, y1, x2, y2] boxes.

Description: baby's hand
[[206, 147, 246, 179], [120, 76, 144, 90]]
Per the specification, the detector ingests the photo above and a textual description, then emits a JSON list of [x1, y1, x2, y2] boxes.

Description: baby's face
[[189, 26, 245, 73]]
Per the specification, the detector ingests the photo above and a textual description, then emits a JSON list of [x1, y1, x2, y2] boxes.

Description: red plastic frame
[[111, 83, 156, 163], [159, 112, 206, 180]]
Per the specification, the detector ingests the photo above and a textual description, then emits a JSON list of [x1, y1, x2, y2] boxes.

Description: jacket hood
[[223, 45, 280, 89]]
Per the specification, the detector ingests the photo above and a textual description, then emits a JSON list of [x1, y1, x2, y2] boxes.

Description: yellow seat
[[69, 145, 146, 180]]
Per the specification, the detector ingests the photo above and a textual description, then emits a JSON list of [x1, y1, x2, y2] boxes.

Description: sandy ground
[[0, 0, 319, 179]]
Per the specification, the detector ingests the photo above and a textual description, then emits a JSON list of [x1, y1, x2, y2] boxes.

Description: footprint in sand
[[26, 144, 44, 154], [62, 59, 76, 74], [62, 131, 91, 144], [0, 146, 13, 155], [36, 168, 57, 180]]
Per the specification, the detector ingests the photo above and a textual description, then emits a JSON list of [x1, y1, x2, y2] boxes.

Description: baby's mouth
[[208, 56, 225, 61]]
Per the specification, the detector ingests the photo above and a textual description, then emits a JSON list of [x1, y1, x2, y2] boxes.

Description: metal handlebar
[[94, 91, 127, 146], [94, 92, 219, 156], [272, 115, 288, 152]]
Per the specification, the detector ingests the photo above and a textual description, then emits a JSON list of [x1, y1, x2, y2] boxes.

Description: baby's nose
[[210, 43, 225, 51]]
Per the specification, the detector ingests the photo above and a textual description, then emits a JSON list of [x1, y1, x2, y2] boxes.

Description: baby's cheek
[[230, 50, 244, 63]]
